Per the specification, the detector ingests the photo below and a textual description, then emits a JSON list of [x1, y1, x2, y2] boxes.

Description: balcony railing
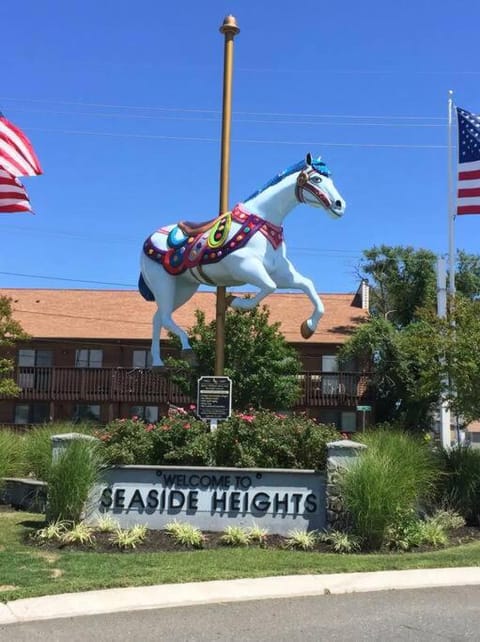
[[2, 367, 372, 407]]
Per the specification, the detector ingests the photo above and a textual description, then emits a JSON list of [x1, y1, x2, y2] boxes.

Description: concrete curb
[[1, 567, 480, 625]]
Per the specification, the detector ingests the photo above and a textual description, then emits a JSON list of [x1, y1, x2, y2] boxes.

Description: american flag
[[457, 107, 480, 215], [0, 169, 34, 214], [0, 112, 42, 213]]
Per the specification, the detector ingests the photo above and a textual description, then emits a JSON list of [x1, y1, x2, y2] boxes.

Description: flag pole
[[215, 15, 240, 376], [447, 89, 456, 298]]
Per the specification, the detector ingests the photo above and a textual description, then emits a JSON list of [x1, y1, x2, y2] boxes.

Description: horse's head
[[295, 153, 346, 219]]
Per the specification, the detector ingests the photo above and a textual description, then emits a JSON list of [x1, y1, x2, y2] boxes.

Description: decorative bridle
[[295, 167, 332, 209]]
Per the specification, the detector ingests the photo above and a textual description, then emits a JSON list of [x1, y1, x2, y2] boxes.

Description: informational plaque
[[197, 376, 232, 421]]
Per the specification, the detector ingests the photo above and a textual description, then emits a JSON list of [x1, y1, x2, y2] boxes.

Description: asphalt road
[[2, 586, 480, 641]]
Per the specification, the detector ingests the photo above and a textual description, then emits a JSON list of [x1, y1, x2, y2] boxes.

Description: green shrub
[[321, 530, 361, 554], [247, 523, 269, 545], [33, 519, 69, 542], [438, 445, 480, 526], [285, 529, 317, 551], [97, 410, 339, 469], [151, 416, 212, 466], [96, 417, 155, 465], [164, 521, 205, 548], [340, 429, 439, 550], [220, 526, 251, 547], [110, 527, 146, 550], [0, 429, 25, 481], [61, 522, 96, 546], [429, 508, 466, 531], [47, 439, 104, 523], [418, 520, 448, 547], [213, 412, 338, 470], [385, 510, 424, 551]]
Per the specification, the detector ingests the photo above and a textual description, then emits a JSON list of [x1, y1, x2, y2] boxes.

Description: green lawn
[[1, 510, 480, 603]]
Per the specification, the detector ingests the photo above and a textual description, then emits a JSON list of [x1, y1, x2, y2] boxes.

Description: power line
[[0, 96, 447, 121], [7, 106, 446, 128], [28, 127, 448, 149], [0, 271, 134, 287]]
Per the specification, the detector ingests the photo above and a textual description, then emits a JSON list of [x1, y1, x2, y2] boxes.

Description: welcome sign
[[87, 465, 326, 535]]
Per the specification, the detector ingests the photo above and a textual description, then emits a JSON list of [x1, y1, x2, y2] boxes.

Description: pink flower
[[184, 423, 191, 429], [131, 415, 139, 421], [145, 424, 154, 432], [239, 414, 255, 423], [161, 425, 170, 431], [189, 404, 196, 410]]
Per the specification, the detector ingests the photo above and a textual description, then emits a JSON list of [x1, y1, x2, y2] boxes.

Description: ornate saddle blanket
[[143, 204, 283, 277]]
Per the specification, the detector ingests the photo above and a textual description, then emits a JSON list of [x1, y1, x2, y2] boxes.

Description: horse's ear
[[305, 152, 313, 166]]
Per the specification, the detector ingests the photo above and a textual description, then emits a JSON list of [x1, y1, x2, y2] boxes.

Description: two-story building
[[0, 284, 373, 431]]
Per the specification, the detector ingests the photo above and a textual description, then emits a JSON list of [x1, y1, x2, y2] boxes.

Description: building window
[[17, 349, 53, 389], [14, 403, 50, 425], [132, 350, 152, 369], [317, 409, 339, 426], [18, 349, 52, 367], [73, 404, 101, 423], [75, 349, 103, 368], [341, 411, 357, 432], [321, 355, 341, 394], [130, 406, 159, 423]]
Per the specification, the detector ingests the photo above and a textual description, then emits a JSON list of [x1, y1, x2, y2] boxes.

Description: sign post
[[197, 376, 232, 430], [356, 405, 372, 433]]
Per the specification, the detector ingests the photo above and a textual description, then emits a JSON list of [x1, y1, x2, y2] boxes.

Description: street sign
[[356, 405, 372, 412], [197, 376, 232, 421]]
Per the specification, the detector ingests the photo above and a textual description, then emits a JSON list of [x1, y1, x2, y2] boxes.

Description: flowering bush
[[98, 410, 339, 470], [213, 411, 338, 470], [95, 417, 156, 465], [151, 415, 212, 466]]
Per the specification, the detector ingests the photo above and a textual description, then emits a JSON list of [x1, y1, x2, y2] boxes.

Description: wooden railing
[[3, 367, 372, 407]]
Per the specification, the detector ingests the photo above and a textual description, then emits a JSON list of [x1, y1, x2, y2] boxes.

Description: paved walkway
[[1, 567, 480, 625]]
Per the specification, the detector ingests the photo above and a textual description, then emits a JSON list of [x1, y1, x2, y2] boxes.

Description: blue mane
[[244, 157, 331, 203]]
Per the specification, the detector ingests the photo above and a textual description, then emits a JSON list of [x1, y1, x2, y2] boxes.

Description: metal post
[[215, 15, 240, 376], [437, 256, 451, 449]]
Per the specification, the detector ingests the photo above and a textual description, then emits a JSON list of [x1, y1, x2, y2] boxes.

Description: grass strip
[[1, 511, 480, 603]]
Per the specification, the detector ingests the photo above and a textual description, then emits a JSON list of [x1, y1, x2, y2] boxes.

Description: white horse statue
[[139, 153, 346, 368]]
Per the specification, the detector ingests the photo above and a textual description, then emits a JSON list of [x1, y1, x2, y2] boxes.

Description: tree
[[359, 246, 480, 327], [439, 296, 480, 423], [0, 296, 28, 396], [338, 316, 443, 429], [167, 304, 301, 411], [343, 245, 480, 429]]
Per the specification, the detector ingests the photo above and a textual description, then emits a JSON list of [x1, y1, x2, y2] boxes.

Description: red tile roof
[[0, 289, 368, 344]]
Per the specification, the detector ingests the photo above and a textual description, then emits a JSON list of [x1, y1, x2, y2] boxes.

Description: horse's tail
[[138, 272, 155, 301]]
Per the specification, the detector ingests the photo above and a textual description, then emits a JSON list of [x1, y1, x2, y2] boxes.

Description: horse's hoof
[[181, 349, 198, 367], [300, 320, 314, 339], [225, 294, 236, 307]]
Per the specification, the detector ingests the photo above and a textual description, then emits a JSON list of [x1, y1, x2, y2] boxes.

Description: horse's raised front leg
[[227, 260, 277, 310], [273, 259, 324, 338]]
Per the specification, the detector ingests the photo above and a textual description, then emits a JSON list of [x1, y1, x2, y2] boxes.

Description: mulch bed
[[24, 525, 480, 555]]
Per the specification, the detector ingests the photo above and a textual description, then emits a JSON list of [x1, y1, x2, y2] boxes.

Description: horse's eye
[[312, 175, 322, 183]]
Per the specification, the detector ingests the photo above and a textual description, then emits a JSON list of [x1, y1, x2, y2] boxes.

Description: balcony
[[2, 367, 372, 407]]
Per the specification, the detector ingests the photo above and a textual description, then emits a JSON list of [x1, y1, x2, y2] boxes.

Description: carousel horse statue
[[139, 152, 346, 368]]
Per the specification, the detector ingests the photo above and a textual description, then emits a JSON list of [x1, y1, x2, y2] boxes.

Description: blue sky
[[1, 0, 479, 295]]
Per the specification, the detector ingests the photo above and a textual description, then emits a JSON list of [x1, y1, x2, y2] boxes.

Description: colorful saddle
[[143, 204, 283, 276]]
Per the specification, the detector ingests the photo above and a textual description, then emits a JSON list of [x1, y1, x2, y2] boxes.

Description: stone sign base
[[86, 466, 326, 536]]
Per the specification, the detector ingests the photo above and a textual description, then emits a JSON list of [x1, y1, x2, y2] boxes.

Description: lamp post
[[215, 15, 240, 376]]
